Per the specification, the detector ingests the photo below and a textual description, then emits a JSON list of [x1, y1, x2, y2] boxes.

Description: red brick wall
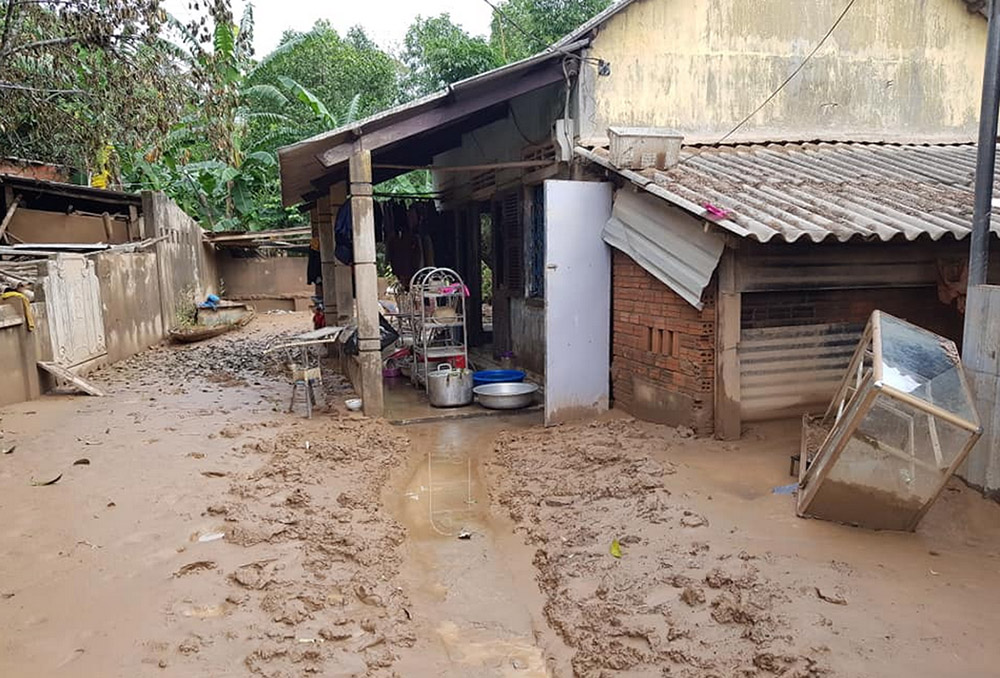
[[742, 287, 963, 344], [0, 160, 70, 183], [611, 250, 716, 434]]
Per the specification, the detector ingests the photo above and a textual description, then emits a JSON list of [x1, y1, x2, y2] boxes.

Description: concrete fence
[[0, 191, 215, 407]]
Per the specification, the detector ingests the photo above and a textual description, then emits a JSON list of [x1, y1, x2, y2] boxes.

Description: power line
[[480, 0, 547, 53], [478, 0, 604, 67], [678, 0, 859, 166]]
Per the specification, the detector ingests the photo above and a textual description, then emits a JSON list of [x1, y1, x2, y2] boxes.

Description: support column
[[714, 247, 741, 440], [314, 198, 330, 306], [350, 148, 384, 417], [328, 182, 355, 324]]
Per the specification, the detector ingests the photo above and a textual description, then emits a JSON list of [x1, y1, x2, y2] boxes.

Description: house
[[277, 0, 994, 433]]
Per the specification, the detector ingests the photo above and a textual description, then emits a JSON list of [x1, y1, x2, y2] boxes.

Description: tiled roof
[[578, 142, 997, 243]]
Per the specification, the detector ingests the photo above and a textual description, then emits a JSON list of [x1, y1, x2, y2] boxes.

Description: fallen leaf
[[174, 560, 217, 577], [201, 471, 226, 478], [198, 532, 225, 543], [815, 587, 847, 605], [31, 473, 62, 486], [73, 458, 91, 466], [3, 445, 14, 455], [929, 568, 940, 576], [610, 539, 622, 558]]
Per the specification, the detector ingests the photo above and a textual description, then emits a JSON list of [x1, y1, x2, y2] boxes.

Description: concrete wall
[[0, 191, 212, 406], [0, 304, 44, 406], [217, 251, 312, 311], [580, 0, 986, 145], [94, 252, 164, 364], [143, 191, 216, 327]]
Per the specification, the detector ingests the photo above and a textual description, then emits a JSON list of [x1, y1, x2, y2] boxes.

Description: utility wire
[[677, 0, 859, 167], [479, 0, 603, 66]]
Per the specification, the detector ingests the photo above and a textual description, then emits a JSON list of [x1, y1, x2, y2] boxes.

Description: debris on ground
[[490, 418, 825, 677], [815, 587, 848, 606]]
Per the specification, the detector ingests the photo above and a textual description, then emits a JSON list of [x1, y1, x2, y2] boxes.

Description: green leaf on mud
[[610, 539, 622, 558]]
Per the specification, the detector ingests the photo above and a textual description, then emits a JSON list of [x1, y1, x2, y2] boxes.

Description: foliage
[[123, 5, 364, 232], [401, 14, 501, 98], [489, 0, 612, 62], [0, 0, 190, 174], [247, 21, 398, 123]]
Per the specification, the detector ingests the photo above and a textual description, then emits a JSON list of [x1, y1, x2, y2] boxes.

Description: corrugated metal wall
[[739, 322, 862, 422]]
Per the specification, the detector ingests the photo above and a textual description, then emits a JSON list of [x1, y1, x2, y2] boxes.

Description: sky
[[164, 0, 495, 56]]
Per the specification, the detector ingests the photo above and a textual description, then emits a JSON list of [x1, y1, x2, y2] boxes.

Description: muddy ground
[[1, 313, 999, 677]]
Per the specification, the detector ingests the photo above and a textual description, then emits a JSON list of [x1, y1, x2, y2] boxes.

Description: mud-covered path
[[388, 417, 572, 677], [3, 313, 1000, 678]]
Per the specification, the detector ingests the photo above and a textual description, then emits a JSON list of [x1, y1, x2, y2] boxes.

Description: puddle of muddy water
[[390, 416, 565, 678]]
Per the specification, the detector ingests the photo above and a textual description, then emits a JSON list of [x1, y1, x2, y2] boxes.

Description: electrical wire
[[479, 0, 605, 67], [677, 0, 859, 167]]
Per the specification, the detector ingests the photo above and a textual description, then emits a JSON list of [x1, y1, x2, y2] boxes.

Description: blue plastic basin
[[472, 369, 525, 387]]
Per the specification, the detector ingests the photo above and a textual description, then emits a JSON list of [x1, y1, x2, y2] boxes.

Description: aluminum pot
[[473, 382, 539, 410], [427, 365, 473, 408]]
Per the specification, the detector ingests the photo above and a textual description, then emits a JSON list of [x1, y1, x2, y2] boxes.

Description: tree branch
[[0, 0, 18, 59], [0, 81, 90, 95], [0, 33, 133, 58]]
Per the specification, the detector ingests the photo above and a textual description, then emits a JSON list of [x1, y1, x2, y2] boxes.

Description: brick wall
[[742, 287, 963, 344], [611, 250, 716, 434]]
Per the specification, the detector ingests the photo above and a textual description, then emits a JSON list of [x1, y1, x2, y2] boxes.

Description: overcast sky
[[164, 0, 495, 56]]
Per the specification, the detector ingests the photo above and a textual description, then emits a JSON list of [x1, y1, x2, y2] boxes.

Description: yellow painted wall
[[581, 0, 987, 144]]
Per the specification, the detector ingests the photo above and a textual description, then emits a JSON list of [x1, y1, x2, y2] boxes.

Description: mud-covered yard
[[1, 314, 999, 678]]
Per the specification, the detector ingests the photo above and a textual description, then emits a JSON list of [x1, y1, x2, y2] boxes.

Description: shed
[[577, 141, 1000, 438]]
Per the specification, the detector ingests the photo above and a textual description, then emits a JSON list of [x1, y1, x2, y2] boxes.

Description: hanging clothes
[[307, 236, 322, 285], [335, 202, 353, 265]]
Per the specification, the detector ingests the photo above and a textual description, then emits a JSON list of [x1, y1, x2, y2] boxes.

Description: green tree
[[124, 5, 368, 231], [489, 0, 612, 62], [401, 14, 501, 98], [247, 21, 398, 123], [0, 0, 194, 176]]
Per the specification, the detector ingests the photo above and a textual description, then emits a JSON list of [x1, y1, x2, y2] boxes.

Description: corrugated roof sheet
[[604, 188, 724, 309], [579, 142, 1000, 244]]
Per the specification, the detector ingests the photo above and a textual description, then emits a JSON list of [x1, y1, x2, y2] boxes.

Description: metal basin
[[427, 366, 473, 407], [473, 382, 539, 410]]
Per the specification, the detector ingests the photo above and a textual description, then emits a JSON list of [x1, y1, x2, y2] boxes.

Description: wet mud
[[2, 314, 1000, 677]]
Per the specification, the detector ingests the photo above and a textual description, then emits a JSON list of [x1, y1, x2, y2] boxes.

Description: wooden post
[[127, 205, 138, 242], [328, 182, 354, 324], [465, 206, 483, 346], [350, 148, 384, 417], [715, 247, 741, 440]]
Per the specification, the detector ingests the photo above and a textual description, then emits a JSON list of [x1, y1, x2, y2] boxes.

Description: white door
[[544, 180, 613, 425]]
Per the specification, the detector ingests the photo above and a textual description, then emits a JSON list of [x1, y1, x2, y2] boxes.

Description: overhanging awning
[[603, 188, 724, 309], [277, 41, 587, 207]]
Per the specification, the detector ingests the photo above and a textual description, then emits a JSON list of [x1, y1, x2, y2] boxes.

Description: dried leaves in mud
[[194, 417, 413, 677], [489, 418, 828, 678]]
